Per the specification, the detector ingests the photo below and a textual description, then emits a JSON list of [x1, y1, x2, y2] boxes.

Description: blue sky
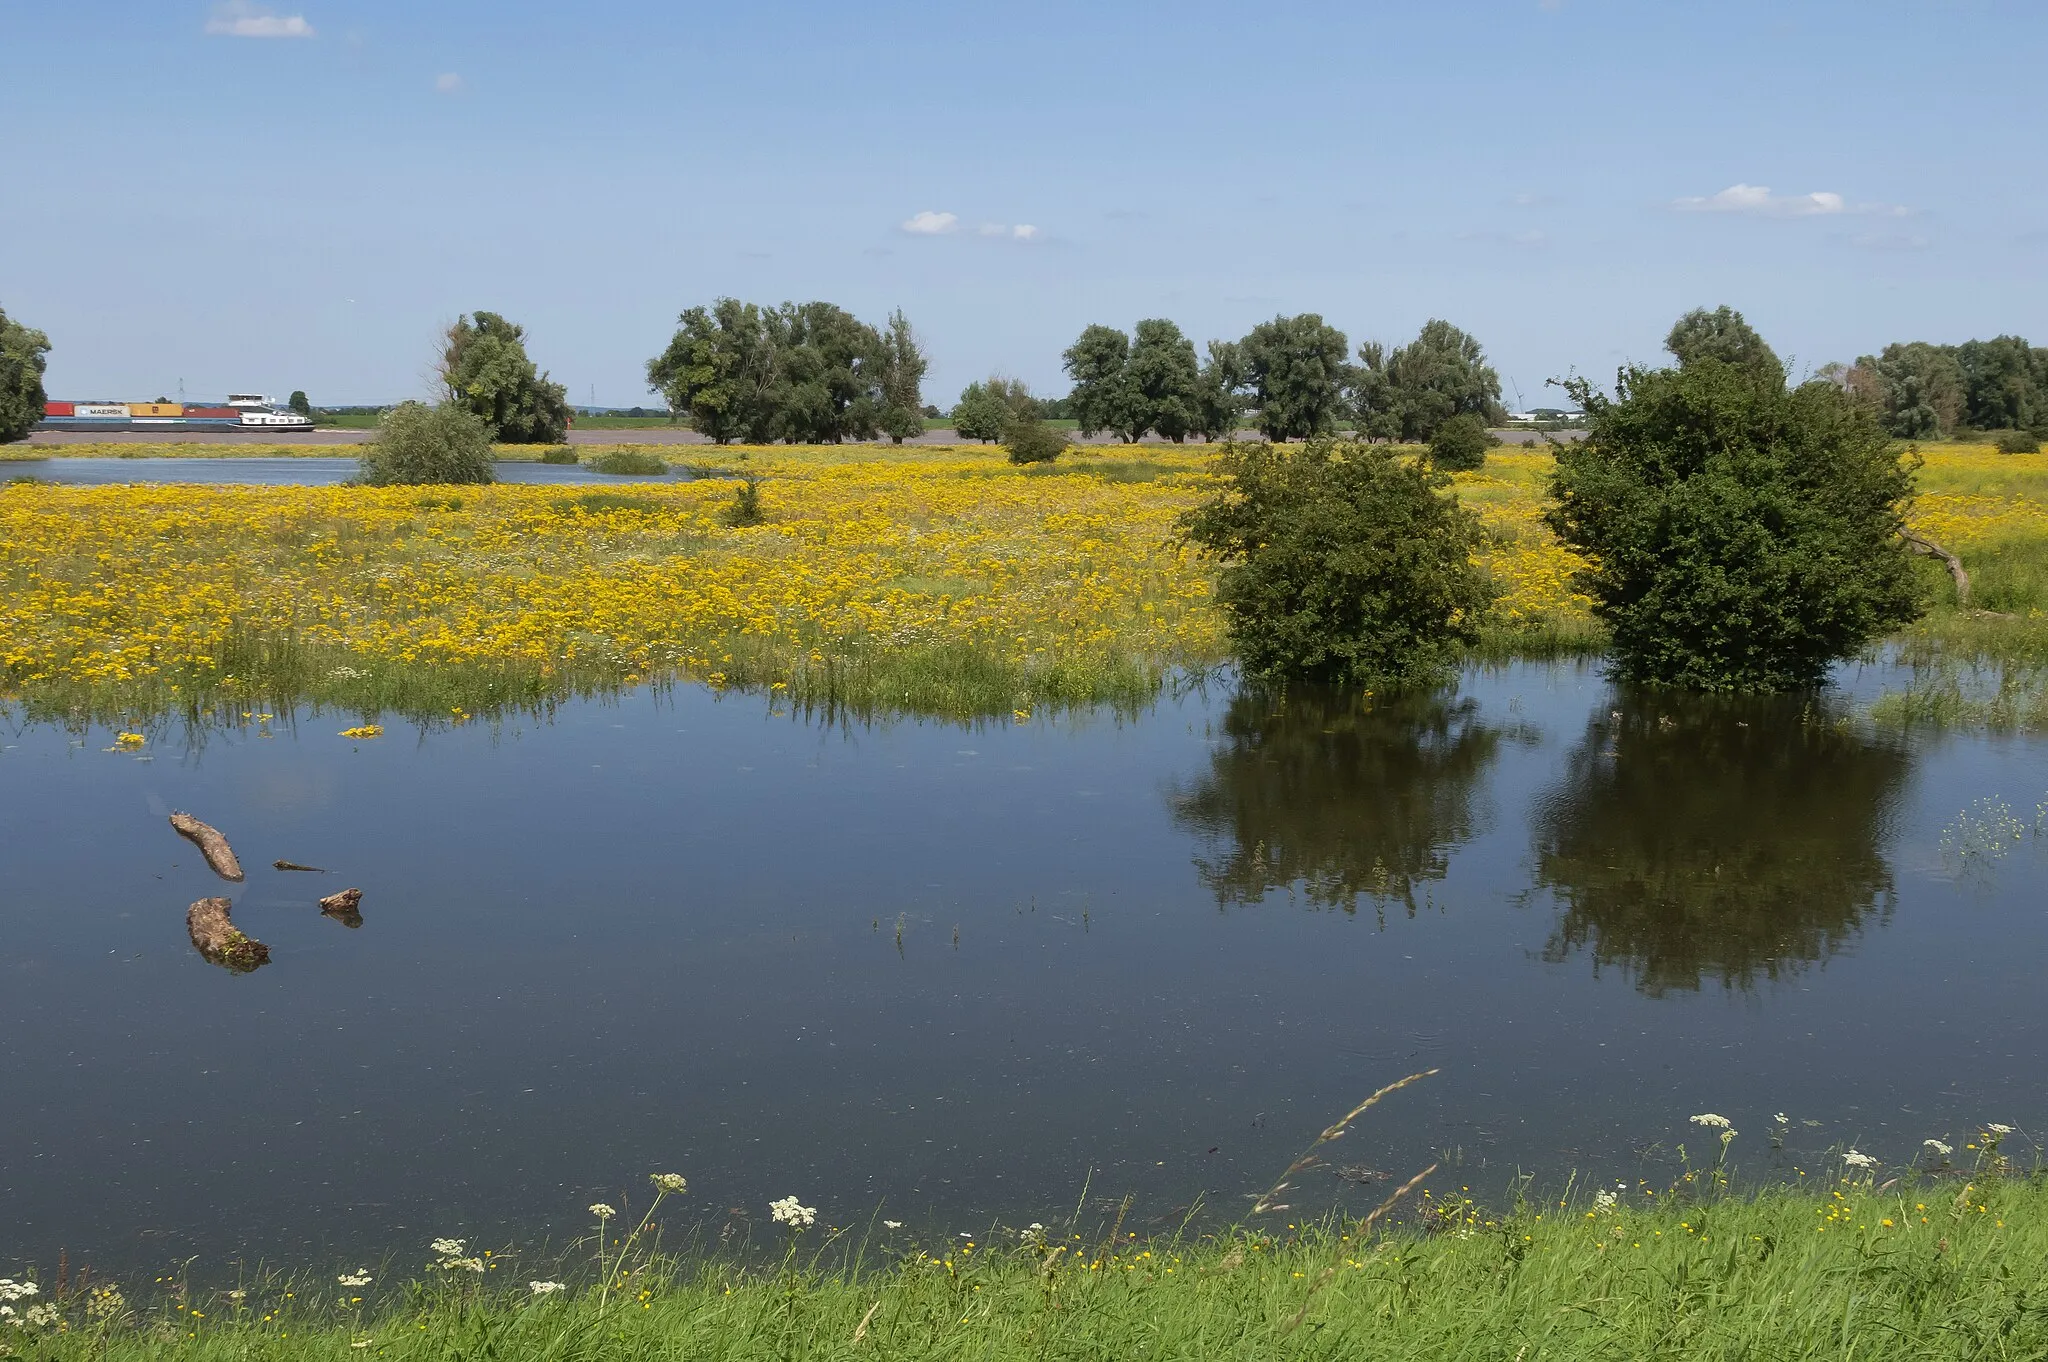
[[2, 0, 2044, 409]]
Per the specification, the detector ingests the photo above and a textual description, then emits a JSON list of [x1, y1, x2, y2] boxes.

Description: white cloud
[[435, 72, 463, 93], [204, 0, 316, 37], [1673, 183, 1911, 218], [902, 210, 1041, 242]]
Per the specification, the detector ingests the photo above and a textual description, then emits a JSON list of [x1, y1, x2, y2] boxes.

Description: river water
[[3, 457, 697, 486], [2, 662, 2044, 1272]]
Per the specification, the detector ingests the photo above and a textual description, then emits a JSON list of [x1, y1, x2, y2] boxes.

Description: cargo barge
[[38, 394, 316, 433]]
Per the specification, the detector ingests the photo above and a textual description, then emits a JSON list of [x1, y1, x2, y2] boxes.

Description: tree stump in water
[[187, 898, 270, 973], [169, 813, 245, 882], [319, 887, 364, 929]]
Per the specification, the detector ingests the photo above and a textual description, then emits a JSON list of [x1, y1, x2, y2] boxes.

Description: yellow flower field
[[2, 441, 2040, 725], [0, 448, 1229, 722]]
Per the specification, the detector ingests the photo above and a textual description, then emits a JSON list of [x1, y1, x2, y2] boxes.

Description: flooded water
[[3, 457, 701, 486], [2, 661, 2044, 1272]]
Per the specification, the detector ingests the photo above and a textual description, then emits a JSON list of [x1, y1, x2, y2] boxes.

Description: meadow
[[5, 1170, 2044, 1361], [1, 441, 2043, 729]]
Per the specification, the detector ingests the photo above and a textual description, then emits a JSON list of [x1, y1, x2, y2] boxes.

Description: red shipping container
[[45, 401, 75, 416], [183, 407, 239, 418]]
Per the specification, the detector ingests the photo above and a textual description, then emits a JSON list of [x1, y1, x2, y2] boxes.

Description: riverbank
[[6, 1176, 2043, 1360], [1, 442, 2042, 726]]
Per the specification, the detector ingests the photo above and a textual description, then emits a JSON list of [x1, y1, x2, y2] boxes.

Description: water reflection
[[1530, 693, 1910, 994], [1169, 687, 1506, 915]]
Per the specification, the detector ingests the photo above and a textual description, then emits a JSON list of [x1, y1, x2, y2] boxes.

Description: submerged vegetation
[[1, 439, 2043, 728]]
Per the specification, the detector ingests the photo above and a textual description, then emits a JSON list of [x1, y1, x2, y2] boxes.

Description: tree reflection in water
[[1169, 686, 1509, 918], [1530, 692, 1910, 995]]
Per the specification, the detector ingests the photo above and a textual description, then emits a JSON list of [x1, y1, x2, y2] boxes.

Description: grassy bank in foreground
[[6, 1178, 2045, 1360]]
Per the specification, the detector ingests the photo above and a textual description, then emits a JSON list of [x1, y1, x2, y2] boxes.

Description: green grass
[[572, 415, 682, 429], [583, 449, 672, 476], [12, 1176, 2048, 1360]]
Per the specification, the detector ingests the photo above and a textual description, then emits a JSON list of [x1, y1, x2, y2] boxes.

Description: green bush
[[358, 401, 495, 486], [585, 448, 669, 476], [1003, 412, 1069, 465], [1546, 354, 1922, 691], [723, 476, 764, 527], [1993, 429, 2042, 454], [538, 445, 578, 464], [1427, 413, 1497, 471], [1183, 438, 1496, 687]]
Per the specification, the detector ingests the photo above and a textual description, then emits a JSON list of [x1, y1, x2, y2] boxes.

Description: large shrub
[[1993, 428, 2042, 454], [1546, 332, 1922, 692], [1427, 413, 1497, 471], [359, 401, 495, 486], [1184, 439, 1496, 687], [1003, 411, 1068, 464], [0, 304, 51, 444]]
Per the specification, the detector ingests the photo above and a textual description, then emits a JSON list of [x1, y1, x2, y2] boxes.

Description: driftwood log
[[169, 813, 245, 882], [319, 887, 364, 929], [186, 897, 270, 973], [1901, 529, 1971, 607]]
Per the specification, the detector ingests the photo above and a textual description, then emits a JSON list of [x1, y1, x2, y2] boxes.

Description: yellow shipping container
[[127, 403, 184, 417]]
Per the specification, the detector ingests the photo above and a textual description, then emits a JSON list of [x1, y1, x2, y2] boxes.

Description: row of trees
[[1828, 335, 2048, 440], [1058, 315, 1506, 444], [1187, 307, 1926, 695], [646, 300, 927, 444]]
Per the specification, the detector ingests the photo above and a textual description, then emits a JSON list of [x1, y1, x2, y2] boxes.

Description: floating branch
[[187, 897, 270, 973], [169, 812, 245, 882], [319, 887, 364, 929], [274, 860, 327, 873]]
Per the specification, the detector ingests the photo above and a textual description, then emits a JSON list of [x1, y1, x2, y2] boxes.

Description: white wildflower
[[0, 1306, 13, 1320], [589, 1203, 617, 1221], [449, 1258, 484, 1274], [1842, 1149, 1878, 1169], [529, 1281, 566, 1297], [882, 1221, 903, 1230], [1986, 1123, 2015, 1136], [337, 1271, 372, 1288], [430, 1238, 467, 1258], [1773, 1113, 1788, 1124], [1593, 1189, 1618, 1211], [23, 1305, 58, 1330], [650, 1173, 688, 1194], [0, 1284, 31, 1305], [1925, 1139, 1954, 1158], [769, 1196, 817, 1228], [1689, 1113, 1732, 1130]]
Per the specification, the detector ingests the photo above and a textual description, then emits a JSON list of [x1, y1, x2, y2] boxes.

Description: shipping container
[[127, 402, 183, 418], [44, 401, 75, 417], [75, 403, 131, 419], [183, 406, 239, 418]]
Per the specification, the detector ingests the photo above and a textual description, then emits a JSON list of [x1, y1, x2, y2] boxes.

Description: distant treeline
[[646, 300, 928, 444], [995, 315, 1509, 444], [1827, 336, 2048, 440]]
